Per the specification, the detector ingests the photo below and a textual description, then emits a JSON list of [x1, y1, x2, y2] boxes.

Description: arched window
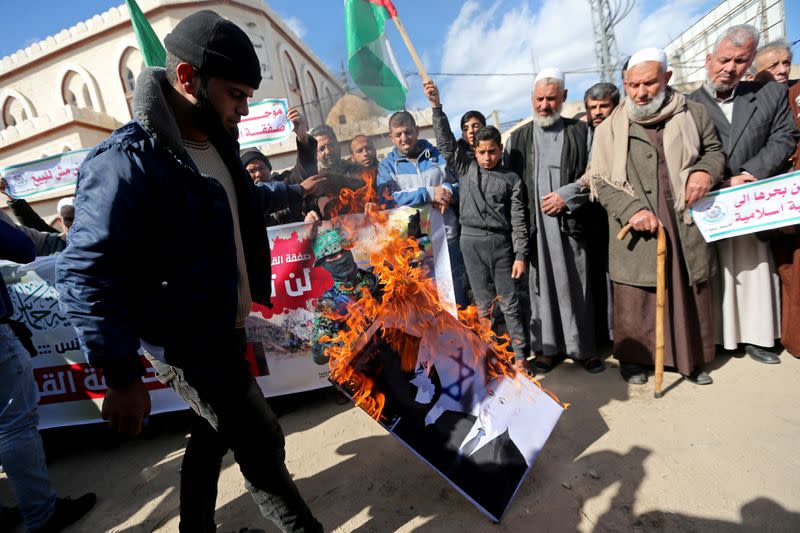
[[62, 71, 91, 108], [324, 87, 334, 118], [2, 97, 27, 128], [119, 47, 144, 117], [305, 71, 322, 126], [282, 52, 304, 112]]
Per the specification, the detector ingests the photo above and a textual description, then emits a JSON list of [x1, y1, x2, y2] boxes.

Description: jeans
[[0, 324, 57, 530], [147, 329, 322, 533]]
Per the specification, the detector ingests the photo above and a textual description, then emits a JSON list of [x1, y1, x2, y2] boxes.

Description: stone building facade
[[0, 0, 344, 220]]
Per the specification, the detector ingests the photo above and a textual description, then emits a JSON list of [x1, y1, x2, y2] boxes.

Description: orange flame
[[320, 180, 564, 420]]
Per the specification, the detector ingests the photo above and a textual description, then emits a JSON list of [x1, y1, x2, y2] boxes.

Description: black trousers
[[460, 230, 529, 361], [155, 329, 322, 533]]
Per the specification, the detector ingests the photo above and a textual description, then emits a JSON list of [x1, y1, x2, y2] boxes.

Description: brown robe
[[772, 82, 800, 356], [613, 124, 716, 375]]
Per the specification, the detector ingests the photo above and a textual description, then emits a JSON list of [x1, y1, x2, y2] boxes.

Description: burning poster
[[315, 204, 566, 522], [0, 205, 452, 429]]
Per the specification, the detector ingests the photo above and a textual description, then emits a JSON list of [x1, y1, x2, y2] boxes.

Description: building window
[[305, 71, 322, 127], [119, 47, 144, 118], [283, 52, 304, 112], [338, 114, 346, 125], [62, 71, 91, 108], [2, 96, 29, 128], [324, 87, 334, 117]]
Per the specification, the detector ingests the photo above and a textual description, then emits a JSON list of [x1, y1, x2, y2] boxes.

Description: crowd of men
[[1, 9, 799, 532]]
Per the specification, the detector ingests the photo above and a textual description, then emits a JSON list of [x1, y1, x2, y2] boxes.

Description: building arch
[[57, 63, 104, 113], [277, 43, 304, 112], [323, 84, 335, 118], [0, 88, 37, 129], [301, 65, 323, 127], [118, 47, 144, 118]]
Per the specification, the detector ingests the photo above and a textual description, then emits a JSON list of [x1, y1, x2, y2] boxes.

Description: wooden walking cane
[[617, 223, 667, 398]]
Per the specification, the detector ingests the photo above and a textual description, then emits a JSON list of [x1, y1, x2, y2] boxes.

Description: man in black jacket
[[56, 11, 323, 533], [506, 68, 602, 374], [688, 24, 799, 365]]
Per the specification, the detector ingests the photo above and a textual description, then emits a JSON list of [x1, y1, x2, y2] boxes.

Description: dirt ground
[[3, 348, 799, 533]]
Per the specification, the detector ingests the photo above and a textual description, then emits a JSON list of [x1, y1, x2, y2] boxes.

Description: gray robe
[[528, 121, 595, 358]]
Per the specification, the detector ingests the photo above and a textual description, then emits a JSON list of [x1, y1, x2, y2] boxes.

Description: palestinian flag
[[345, 0, 408, 111], [125, 0, 165, 67]]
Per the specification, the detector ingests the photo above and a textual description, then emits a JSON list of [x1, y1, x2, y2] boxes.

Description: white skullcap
[[56, 197, 74, 214], [627, 47, 667, 69], [534, 67, 564, 84]]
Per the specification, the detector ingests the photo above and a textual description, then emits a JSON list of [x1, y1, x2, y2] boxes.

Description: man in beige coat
[[586, 48, 725, 385]]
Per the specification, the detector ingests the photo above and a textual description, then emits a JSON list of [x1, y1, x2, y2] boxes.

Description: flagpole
[[389, 15, 429, 82]]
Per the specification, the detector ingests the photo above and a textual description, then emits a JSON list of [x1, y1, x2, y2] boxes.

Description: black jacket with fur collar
[[56, 67, 302, 387]]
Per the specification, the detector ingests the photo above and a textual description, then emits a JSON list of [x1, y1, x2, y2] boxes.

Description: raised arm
[[424, 79, 459, 171]]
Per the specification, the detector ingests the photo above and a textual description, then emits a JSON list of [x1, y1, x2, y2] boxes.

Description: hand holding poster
[[0, 149, 89, 199], [238, 98, 295, 147], [690, 170, 800, 242]]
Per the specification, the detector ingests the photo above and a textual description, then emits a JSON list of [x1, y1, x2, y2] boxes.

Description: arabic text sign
[[0, 149, 90, 199], [690, 170, 800, 242], [238, 98, 294, 147]]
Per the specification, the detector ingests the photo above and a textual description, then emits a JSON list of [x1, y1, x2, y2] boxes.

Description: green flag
[[345, 0, 408, 111], [125, 0, 165, 67]]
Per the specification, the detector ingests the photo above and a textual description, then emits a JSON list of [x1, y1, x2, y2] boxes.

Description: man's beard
[[626, 88, 667, 121], [710, 79, 736, 94], [532, 105, 563, 129], [192, 85, 236, 139]]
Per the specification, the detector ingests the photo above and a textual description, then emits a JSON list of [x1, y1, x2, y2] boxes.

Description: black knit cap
[[241, 149, 271, 170], [164, 10, 262, 88]]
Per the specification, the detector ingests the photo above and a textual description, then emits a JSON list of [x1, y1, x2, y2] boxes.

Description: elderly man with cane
[[585, 48, 725, 387]]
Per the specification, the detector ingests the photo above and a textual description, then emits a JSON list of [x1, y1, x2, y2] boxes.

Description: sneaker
[[30, 493, 96, 533]]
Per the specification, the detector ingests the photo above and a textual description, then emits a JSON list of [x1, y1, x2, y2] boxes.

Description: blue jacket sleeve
[[0, 216, 36, 264], [56, 147, 147, 389], [376, 159, 399, 209]]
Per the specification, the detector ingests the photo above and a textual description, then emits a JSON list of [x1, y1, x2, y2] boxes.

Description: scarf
[[584, 88, 700, 223]]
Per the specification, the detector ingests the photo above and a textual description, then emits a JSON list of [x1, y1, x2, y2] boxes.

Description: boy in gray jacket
[[458, 126, 532, 373]]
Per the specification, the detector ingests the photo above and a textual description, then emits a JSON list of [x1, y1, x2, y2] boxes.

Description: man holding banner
[[56, 10, 323, 533], [689, 25, 799, 364]]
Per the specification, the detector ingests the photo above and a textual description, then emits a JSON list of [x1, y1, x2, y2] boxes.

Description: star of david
[[442, 347, 475, 402]]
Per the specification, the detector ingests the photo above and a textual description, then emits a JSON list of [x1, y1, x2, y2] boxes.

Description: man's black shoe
[[744, 344, 780, 364], [620, 363, 647, 384], [31, 493, 96, 533], [687, 369, 713, 385], [581, 357, 605, 374]]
